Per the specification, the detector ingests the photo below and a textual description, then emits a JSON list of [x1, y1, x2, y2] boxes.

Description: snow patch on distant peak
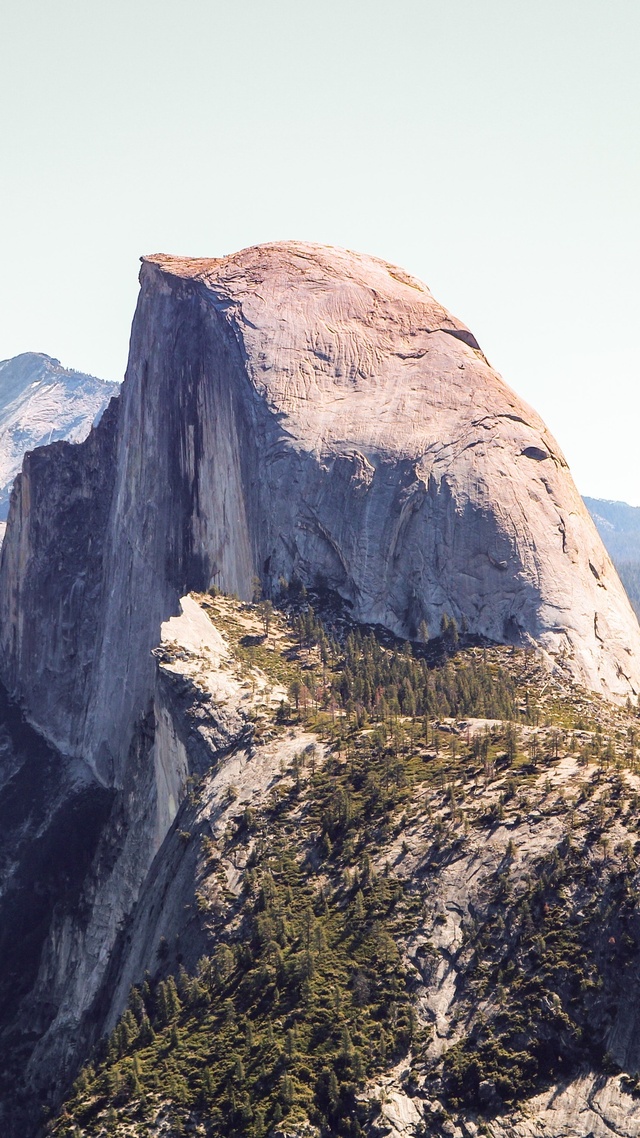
[[0, 352, 118, 521]]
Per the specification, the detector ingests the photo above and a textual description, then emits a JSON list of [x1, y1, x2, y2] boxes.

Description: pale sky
[[1, 1, 639, 502]]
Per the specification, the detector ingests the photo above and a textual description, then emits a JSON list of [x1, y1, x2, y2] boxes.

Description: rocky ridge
[[0, 591, 287, 1134], [47, 591, 640, 1138]]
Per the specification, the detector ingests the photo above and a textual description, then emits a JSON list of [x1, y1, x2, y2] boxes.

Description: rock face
[[1, 243, 638, 788], [35, 595, 640, 1138], [0, 352, 115, 521], [0, 594, 252, 1133], [1, 243, 640, 1134]]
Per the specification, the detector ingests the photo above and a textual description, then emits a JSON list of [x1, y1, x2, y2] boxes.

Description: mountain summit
[[0, 352, 115, 520], [2, 244, 640, 1137], [2, 242, 638, 787], [137, 243, 640, 699]]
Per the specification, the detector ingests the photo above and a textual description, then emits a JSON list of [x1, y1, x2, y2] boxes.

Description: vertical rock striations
[[1, 242, 638, 787], [0, 396, 120, 759], [0, 242, 639, 1133]]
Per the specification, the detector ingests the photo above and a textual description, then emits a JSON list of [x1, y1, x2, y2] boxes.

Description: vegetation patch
[[49, 591, 640, 1137]]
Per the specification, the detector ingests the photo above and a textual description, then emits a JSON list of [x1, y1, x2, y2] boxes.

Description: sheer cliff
[[1, 243, 640, 1137], [1, 242, 638, 789]]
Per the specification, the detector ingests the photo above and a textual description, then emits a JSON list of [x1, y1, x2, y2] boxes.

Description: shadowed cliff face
[[0, 396, 120, 761], [1, 242, 639, 789], [2, 244, 640, 1138], [0, 681, 114, 1136]]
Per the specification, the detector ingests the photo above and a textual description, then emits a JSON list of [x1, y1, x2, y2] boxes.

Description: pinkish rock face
[[1, 242, 639, 788], [0, 243, 639, 1133], [137, 243, 640, 703]]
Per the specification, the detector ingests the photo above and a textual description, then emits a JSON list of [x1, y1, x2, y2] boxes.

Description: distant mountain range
[[0, 352, 116, 521], [584, 496, 640, 618]]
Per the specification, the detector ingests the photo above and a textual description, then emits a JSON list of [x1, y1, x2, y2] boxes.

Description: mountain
[[584, 497, 640, 563], [1, 243, 640, 1138], [0, 352, 116, 523], [585, 496, 640, 619], [1, 244, 638, 787]]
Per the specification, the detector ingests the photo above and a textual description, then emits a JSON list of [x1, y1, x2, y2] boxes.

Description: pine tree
[[281, 1073, 295, 1107], [328, 1068, 339, 1109], [353, 889, 366, 922], [352, 1049, 365, 1082], [137, 1015, 155, 1046], [259, 599, 274, 636], [128, 985, 145, 1024], [341, 1025, 355, 1063]]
